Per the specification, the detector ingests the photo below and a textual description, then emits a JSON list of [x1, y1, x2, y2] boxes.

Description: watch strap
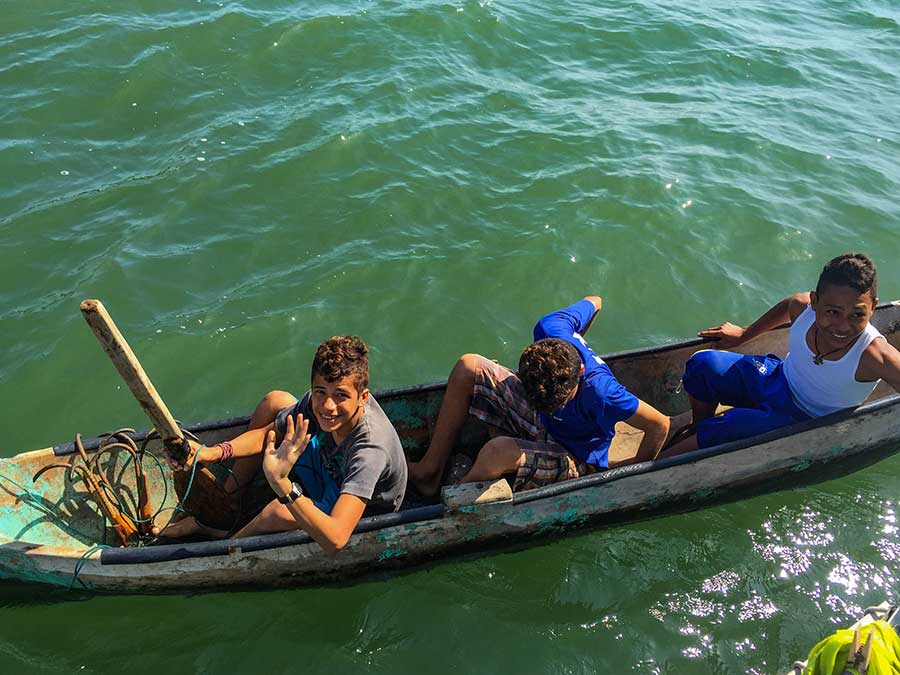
[[277, 481, 303, 505]]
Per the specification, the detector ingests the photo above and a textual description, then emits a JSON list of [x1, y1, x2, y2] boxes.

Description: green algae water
[[2, 0, 900, 672]]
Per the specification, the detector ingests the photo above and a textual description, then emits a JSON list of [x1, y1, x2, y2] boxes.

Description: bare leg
[[154, 390, 296, 538], [689, 394, 718, 426], [460, 437, 525, 483], [232, 499, 298, 538], [225, 390, 297, 493], [249, 390, 297, 428], [151, 513, 228, 539], [658, 433, 700, 458], [408, 354, 479, 496], [658, 394, 716, 458]]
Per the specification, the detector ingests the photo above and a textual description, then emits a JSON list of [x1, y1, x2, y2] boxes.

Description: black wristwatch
[[277, 481, 303, 504]]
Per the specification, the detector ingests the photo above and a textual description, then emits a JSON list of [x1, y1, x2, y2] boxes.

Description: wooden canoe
[[2, 302, 900, 593]]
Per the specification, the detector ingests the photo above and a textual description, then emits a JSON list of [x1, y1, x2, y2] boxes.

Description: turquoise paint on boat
[[557, 508, 587, 526], [377, 548, 406, 562], [791, 460, 813, 473]]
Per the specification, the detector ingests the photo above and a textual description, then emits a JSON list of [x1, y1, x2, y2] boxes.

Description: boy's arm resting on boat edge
[[166, 425, 273, 471], [611, 400, 670, 466], [698, 292, 811, 349]]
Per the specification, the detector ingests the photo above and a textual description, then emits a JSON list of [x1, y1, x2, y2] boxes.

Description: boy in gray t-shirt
[[160, 336, 407, 554], [274, 392, 406, 516]]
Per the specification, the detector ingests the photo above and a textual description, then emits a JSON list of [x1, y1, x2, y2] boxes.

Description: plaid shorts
[[469, 355, 594, 490], [512, 441, 595, 491]]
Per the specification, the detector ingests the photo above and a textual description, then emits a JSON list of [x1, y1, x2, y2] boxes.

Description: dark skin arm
[[577, 296, 668, 463], [698, 292, 811, 349], [857, 339, 900, 390]]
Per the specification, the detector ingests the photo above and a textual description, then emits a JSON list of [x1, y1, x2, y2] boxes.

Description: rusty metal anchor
[[32, 431, 152, 546]]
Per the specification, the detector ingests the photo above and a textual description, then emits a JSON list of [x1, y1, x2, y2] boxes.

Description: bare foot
[[407, 460, 443, 497], [152, 514, 229, 540]]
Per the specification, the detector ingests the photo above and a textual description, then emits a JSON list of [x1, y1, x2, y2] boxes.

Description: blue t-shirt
[[533, 299, 640, 468]]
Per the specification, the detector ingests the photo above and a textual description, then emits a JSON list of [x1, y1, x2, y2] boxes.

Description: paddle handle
[[80, 299, 183, 442]]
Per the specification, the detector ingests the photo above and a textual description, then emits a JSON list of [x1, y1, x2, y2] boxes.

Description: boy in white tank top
[[664, 253, 900, 455]]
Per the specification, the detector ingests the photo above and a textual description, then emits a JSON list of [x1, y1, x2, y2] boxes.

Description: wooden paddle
[[80, 300, 184, 445], [80, 299, 218, 484]]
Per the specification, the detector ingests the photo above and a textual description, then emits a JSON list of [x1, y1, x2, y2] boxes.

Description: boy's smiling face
[[310, 373, 369, 442], [810, 284, 876, 352]]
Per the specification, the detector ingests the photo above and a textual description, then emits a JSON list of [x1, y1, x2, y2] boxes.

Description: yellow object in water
[[804, 620, 900, 675]]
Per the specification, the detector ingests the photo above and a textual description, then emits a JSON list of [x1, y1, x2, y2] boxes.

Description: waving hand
[[263, 414, 311, 485]]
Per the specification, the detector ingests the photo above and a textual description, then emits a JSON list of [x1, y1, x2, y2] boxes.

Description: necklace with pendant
[[812, 326, 858, 365]]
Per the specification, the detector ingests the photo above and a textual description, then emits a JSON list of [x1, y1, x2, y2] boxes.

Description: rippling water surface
[[2, 1, 900, 672]]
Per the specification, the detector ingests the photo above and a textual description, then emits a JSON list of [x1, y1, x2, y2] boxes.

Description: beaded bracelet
[[218, 441, 234, 463]]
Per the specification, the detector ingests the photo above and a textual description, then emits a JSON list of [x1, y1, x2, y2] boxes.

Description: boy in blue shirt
[[409, 297, 670, 495]]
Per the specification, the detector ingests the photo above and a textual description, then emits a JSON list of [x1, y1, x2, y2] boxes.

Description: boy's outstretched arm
[[699, 292, 811, 349], [535, 296, 604, 341], [580, 295, 603, 336], [167, 425, 272, 471], [612, 400, 669, 466]]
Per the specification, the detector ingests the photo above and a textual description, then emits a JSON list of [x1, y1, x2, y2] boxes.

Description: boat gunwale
[[99, 504, 445, 565], [95, 390, 900, 566]]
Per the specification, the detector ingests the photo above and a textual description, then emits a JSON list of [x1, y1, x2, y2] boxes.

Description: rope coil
[[1, 426, 245, 588]]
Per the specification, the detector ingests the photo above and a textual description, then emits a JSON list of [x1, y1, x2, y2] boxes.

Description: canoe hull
[[3, 394, 898, 593]]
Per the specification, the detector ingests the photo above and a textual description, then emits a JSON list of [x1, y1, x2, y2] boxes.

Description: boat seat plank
[[441, 479, 513, 509], [608, 406, 730, 465]]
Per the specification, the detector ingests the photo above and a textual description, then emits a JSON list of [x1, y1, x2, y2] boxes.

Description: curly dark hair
[[816, 252, 877, 300], [311, 335, 369, 391], [518, 338, 582, 414]]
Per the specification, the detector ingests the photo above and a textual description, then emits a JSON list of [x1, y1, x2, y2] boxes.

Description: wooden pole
[[80, 299, 183, 443], [80, 299, 230, 530]]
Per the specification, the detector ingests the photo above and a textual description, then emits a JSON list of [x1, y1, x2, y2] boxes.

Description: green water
[[3, 0, 900, 672]]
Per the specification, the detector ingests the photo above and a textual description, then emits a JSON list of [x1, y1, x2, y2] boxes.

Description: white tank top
[[783, 305, 884, 416]]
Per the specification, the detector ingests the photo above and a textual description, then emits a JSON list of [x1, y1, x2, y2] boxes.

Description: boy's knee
[[258, 390, 296, 418], [685, 349, 716, 373], [683, 350, 717, 400], [481, 436, 522, 463], [453, 354, 481, 383]]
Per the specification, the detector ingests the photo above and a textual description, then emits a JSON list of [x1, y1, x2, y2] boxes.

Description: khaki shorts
[[469, 355, 595, 490]]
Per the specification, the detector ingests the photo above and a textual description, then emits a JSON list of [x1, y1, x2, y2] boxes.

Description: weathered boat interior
[[1, 302, 899, 581]]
